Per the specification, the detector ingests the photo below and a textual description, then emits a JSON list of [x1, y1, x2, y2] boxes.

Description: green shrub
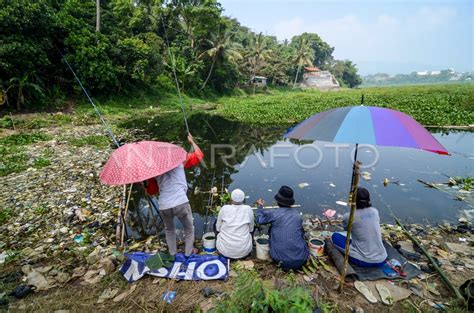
[[213, 270, 314, 313]]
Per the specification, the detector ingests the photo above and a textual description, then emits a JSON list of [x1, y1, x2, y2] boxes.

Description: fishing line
[[57, 48, 120, 148], [159, 12, 190, 134]]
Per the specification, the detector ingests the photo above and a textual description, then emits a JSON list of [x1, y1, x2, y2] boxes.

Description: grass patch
[[0, 132, 52, 145], [68, 135, 110, 148], [0, 132, 52, 176], [0, 208, 13, 225], [217, 84, 474, 126], [33, 157, 51, 168]]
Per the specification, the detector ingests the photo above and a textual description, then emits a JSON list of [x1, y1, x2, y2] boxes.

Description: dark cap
[[274, 185, 295, 207]]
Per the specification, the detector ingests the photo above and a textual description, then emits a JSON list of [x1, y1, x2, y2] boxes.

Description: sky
[[218, 0, 474, 75]]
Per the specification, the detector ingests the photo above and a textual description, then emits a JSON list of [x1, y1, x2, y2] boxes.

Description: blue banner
[[120, 252, 229, 282]]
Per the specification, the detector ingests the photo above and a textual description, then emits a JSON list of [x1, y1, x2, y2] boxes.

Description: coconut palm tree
[[198, 30, 243, 91], [292, 37, 314, 88], [246, 33, 272, 83]]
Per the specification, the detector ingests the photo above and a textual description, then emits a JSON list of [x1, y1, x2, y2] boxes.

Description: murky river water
[[121, 112, 474, 238]]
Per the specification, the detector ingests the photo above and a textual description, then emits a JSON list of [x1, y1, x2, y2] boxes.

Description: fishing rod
[[159, 13, 190, 134], [57, 48, 120, 148], [202, 170, 216, 237]]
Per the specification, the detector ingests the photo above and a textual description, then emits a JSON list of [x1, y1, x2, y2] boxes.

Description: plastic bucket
[[308, 238, 325, 257], [203, 232, 216, 254], [255, 236, 270, 260]]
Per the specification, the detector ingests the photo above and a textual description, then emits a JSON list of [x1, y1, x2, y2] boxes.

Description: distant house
[[430, 70, 441, 75], [302, 67, 339, 90], [416, 71, 428, 76], [251, 76, 267, 87]]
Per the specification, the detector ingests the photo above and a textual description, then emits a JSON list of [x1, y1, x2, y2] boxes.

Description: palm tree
[[292, 37, 314, 88], [198, 30, 243, 91], [6, 74, 44, 111], [246, 33, 272, 83]]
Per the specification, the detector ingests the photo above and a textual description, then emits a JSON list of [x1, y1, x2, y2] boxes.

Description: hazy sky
[[219, 0, 473, 75]]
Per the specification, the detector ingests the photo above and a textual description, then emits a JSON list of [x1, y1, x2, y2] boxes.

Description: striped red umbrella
[[100, 141, 187, 185]]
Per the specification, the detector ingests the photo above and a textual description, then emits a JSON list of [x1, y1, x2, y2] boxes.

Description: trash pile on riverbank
[[2, 205, 473, 311]]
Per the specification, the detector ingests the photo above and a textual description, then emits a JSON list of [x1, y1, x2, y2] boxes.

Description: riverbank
[[0, 85, 473, 311], [0, 123, 472, 312]]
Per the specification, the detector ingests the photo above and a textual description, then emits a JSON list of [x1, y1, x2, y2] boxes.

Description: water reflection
[[120, 113, 474, 238]]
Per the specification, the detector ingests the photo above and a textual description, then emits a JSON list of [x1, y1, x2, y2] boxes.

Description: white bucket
[[308, 238, 325, 257], [255, 236, 270, 260], [202, 232, 216, 254]]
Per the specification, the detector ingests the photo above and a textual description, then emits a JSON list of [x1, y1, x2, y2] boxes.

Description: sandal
[[376, 283, 393, 306], [354, 281, 378, 304]]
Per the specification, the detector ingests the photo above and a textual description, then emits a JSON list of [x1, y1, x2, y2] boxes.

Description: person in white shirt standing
[[145, 134, 203, 257], [215, 189, 254, 259]]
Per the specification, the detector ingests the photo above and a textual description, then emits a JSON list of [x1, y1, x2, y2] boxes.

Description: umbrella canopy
[[100, 141, 187, 185], [285, 105, 448, 155]]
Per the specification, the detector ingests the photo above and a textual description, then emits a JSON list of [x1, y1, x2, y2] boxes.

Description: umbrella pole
[[120, 183, 134, 248], [339, 143, 361, 292], [116, 185, 127, 247]]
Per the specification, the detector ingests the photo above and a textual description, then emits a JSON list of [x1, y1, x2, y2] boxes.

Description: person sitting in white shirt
[[215, 189, 254, 259]]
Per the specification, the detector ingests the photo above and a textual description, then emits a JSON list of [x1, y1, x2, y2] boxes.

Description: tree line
[[0, 0, 362, 110]]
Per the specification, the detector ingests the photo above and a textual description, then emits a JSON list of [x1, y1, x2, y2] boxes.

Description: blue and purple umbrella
[[284, 105, 449, 287], [285, 105, 448, 155]]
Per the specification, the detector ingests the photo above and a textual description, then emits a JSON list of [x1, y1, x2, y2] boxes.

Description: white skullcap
[[231, 189, 245, 203]]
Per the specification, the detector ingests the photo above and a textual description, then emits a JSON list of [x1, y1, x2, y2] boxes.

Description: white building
[[416, 71, 428, 76]]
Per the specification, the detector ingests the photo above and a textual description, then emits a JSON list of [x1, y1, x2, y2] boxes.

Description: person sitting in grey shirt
[[331, 187, 387, 267]]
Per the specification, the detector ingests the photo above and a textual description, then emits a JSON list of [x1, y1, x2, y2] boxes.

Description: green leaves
[[144, 252, 174, 270], [213, 270, 315, 312]]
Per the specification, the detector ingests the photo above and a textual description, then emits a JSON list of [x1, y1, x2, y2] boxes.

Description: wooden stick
[[251, 204, 301, 210], [121, 184, 133, 248], [395, 217, 465, 302], [339, 144, 361, 292], [115, 185, 126, 247]]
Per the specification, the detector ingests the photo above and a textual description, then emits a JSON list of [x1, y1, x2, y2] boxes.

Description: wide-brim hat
[[274, 185, 295, 207]]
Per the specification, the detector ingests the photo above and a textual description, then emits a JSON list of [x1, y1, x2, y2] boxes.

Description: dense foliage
[[217, 84, 474, 126], [0, 0, 362, 110]]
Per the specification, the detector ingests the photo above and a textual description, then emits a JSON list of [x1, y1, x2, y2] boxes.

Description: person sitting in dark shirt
[[256, 186, 309, 270]]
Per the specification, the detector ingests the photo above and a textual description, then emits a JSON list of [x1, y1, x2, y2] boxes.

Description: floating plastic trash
[[298, 182, 310, 189], [361, 172, 372, 181], [322, 209, 336, 218], [336, 201, 347, 206]]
